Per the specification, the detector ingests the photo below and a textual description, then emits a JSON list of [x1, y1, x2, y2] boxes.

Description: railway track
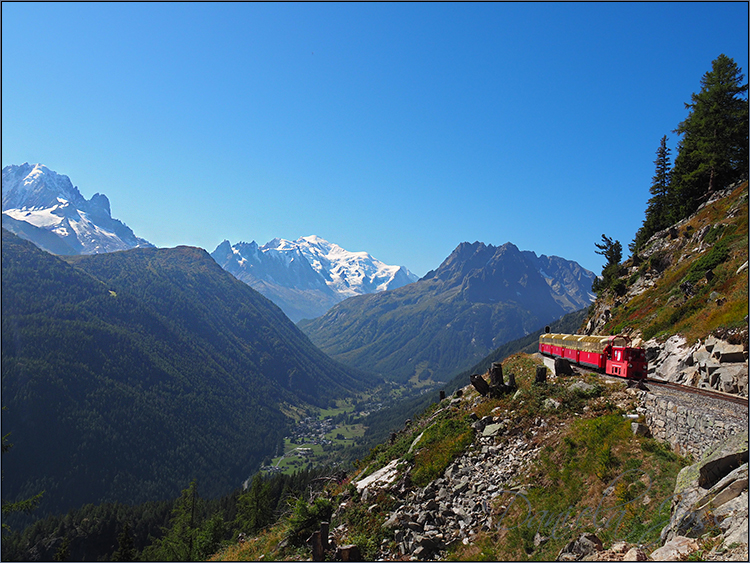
[[539, 353, 748, 408], [644, 377, 749, 407]]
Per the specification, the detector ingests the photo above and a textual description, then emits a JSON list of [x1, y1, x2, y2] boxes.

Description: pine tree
[[54, 537, 70, 561], [235, 474, 273, 533], [632, 136, 674, 252], [592, 235, 624, 295], [595, 234, 622, 267], [649, 135, 673, 218], [671, 54, 749, 217], [111, 522, 136, 562], [194, 514, 226, 560], [141, 480, 200, 561]]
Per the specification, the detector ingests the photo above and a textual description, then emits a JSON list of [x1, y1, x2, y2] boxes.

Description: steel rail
[[644, 377, 749, 407]]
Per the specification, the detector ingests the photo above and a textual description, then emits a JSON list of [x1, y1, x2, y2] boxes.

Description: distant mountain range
[[2, 163, 152, 255], [212, 236, 418, 322], [299, 241, 596, 383], [1, 229, 372, 518], [1, 163, 420, 323]]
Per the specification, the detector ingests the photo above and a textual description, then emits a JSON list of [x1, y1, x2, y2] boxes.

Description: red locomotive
[[539, 332, 647, 380]]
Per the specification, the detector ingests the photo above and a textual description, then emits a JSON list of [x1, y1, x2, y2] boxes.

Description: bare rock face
[[650, 536, 700, 561], [622, 546, 648, 561], [556, 533, 603, 561], [660, 431, 749, 554], [354, 459, 403, 496], [645, 333, 748, 396], [584, 299, 612, 336], [646, 334, 690, 380]]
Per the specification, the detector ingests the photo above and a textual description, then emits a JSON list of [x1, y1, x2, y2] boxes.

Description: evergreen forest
[[1, 233, 372, 529]]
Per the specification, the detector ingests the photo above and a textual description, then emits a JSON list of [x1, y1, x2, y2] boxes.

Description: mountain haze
[[2, 163, 153, 255], [299, 241, 595, 383], [1, 229, 373, 519], [212, 235, 418, 321]]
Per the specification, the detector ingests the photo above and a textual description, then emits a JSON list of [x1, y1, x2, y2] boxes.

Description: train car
[[539, 332, 647, 380]]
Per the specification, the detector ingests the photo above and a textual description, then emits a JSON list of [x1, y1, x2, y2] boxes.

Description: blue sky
[[2, 2, 748, 277]]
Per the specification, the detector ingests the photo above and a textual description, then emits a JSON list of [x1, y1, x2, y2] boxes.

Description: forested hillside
[[1, 468, 332, 562], [630, 54, 748, 254], [1, 231, 373, 522], [586, 180, 748, 347]]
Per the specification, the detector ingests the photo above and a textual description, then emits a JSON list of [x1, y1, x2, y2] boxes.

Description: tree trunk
[[535, 366, 547, 385]]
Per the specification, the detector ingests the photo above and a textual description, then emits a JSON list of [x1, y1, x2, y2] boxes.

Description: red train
[[539, 333, 648, 380]]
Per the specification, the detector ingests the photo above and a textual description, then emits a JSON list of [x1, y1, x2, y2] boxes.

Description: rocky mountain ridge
[[2, 163, 153, 255], [299, 241, 596, 383]]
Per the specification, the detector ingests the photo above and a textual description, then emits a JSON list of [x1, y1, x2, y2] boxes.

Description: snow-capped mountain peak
[[273, 235, 416, 297], [3, 163, 85, 210], [211, 236, 418, 321], [2, 163, 153, 255]]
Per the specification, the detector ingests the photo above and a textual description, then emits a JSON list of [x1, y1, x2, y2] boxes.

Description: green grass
[[460, 414, 688, 561], [684, 240, 729, 285], [410, 413, 474, 487], [318, 398, 355, 419], [326, 423, 366, 441]]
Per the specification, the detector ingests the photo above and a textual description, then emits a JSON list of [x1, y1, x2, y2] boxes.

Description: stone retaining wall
[[637, 390, 746, 459]]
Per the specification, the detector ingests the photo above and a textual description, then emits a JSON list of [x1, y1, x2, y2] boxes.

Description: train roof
[[540, 333, 632, 347]]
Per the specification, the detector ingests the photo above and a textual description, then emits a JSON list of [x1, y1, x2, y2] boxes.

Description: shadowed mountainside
[[1, 230, 373, 520]]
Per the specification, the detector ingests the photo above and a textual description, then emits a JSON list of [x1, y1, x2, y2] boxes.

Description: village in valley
[[258, 399, 386, 475]]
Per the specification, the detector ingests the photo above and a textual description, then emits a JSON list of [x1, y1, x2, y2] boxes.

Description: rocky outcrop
[[380, 433, 540, 560], [338, 389, 543, 560], [649, 536, 700, 561], [660, 432, 748, 556], [354, 459, 403, 494], [645, 332, 748, 396], [557, 532, 603, 561]]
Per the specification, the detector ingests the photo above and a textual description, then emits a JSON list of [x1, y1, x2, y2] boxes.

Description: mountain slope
[[582, 181, 748, 394], [211, 236, 418, 322], [352, 308, 590, 456], [2, 163, 153, 254], [1, 229, 373, 519], [299, 241, 595, 383], [584, 181, 748, 342]]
